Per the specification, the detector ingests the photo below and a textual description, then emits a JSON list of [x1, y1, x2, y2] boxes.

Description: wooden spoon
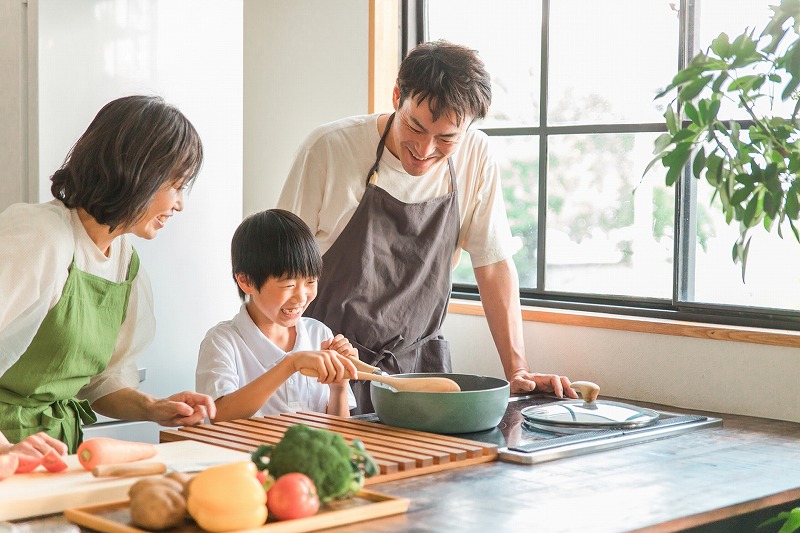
[[300, 368, 461, 393]]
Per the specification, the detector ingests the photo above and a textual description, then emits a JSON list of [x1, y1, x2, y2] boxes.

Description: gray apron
[[306, 113, 461, 414]]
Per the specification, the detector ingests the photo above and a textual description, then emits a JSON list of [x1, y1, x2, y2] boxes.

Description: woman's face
[[129, 181, 186, 240]]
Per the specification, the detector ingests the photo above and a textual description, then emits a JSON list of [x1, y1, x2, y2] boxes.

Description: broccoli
[[251, 424, 379, 502]]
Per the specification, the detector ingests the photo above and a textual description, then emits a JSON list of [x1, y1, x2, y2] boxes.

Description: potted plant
[[648, 0, 800, 280]]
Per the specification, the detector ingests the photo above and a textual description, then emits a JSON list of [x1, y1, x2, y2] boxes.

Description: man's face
[[389, 88, 472, 176]]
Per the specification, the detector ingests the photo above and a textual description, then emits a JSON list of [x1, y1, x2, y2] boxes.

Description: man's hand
[[509, 369, 578, 398]]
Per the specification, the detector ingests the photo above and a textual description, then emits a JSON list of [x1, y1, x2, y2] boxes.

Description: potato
[[165, 470, 192, 488], [128, 476, 183, 499], [129, 476, 188, 531]]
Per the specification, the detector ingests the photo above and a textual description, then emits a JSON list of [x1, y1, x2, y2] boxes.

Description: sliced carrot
[[42, 450, 68, 473], [77, 438, 157, 471]]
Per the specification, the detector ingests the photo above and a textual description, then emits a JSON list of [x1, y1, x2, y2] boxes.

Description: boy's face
[[237, 274, 318, 332]]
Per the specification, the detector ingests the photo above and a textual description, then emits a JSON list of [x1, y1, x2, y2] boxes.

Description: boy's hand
[[321, 334, 358, 359], [292, 350, 358, 384]]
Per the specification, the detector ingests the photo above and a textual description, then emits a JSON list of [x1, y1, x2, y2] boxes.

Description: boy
[[196, 209, 357, 421]]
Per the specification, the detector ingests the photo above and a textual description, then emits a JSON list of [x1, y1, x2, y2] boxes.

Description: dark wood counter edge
[[448, 300, 800, 349]]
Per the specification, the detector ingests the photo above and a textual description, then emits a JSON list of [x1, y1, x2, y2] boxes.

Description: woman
[[0, 95, 216, 457]]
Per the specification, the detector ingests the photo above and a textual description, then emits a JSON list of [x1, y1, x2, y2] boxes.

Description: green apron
[[0, 249, 139, 453]]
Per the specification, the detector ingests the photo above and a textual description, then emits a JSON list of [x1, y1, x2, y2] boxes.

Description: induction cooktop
[[460, 393, 724, 465]]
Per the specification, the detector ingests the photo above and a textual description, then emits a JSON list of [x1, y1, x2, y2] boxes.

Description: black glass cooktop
[[357, 393, 723, 465], [466, 393, 722, 464]]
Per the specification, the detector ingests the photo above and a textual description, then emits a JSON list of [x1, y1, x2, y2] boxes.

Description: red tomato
[[15, 453, 42, 474], [41, 450, 68, 473], [267, 473, 320, 520], [0, 454, 19, 481]]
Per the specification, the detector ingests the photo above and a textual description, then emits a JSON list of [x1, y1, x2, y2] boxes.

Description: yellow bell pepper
[[186, 461, 268, 532]]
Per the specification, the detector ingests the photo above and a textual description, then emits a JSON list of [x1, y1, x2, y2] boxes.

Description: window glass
[[696, 1, 793, 120], [688, 1, 800, 311], [549, 0, 679, 126], [426, 0, 541, 128], [452, 136, 541, 287], [692, 171, 800, 312], [425, 0, 799, 317], [546, 133, 674, 297]]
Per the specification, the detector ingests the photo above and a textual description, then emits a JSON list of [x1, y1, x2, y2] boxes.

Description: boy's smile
[[236, 274, 319, 343]]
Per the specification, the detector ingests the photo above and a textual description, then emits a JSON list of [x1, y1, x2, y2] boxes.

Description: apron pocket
[[413, 337, 452, 373]]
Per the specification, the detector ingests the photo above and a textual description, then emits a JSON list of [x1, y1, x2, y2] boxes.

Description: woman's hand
[[291, 350, 358, 384], [147, 391, 217, 427], [0, 432, 68, 458], [321, 334, 358, 359]]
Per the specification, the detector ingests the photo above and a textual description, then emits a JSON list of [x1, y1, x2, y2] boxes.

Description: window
[[413, 0, 800, 329]]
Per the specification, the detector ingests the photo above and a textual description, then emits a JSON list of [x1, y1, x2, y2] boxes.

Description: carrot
[[77, 438, 157, 471]]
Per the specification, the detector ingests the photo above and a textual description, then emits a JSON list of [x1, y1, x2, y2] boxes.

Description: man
[[278, 40, 576, 413]]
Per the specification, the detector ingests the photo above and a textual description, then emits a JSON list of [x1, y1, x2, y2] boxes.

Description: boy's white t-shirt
[[196, 303, 357, 416]]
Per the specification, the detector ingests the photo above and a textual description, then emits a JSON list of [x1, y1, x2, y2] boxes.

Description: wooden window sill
[[448, 300, 800, 349]]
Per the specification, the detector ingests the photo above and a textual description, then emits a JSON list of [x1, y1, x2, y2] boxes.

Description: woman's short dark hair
[[50, 95, 203, 231], [231, 209, 323, 300], [397, 39, 492, 127]]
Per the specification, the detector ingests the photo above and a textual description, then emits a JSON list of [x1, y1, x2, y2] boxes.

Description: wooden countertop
[[13, 401, 800, 533]]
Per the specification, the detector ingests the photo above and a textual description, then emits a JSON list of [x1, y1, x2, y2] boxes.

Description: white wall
[[243, 0, 368, 216], [444, 312, 800, 423], [35, 0, 244, 405]]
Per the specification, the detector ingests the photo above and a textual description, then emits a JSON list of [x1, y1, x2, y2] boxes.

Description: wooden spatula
[[300, 368, 461, 393]]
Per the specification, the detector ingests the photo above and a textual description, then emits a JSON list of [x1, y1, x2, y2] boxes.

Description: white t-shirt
[[195, 304, 358, 416], [0, 200, 150, 403], [277, 113, 516, 269]]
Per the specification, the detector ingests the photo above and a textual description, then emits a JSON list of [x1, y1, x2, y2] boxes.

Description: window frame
[[405, 0, 800, 332]]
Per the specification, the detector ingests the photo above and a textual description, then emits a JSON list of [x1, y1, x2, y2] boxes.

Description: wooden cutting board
[[0, 440, 249, 521], [160, 411, 498, 484]]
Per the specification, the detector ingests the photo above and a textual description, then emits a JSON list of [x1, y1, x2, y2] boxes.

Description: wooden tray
[[160, 411, 498, 484], [64, 489, 409, 533]]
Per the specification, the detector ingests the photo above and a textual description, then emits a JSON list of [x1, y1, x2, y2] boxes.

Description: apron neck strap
[[366, 113, 395, 185]]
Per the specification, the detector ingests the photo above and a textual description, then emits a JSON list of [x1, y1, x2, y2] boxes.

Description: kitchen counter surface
[[12, 399, 800, 533], [326, 399, 800, 533]]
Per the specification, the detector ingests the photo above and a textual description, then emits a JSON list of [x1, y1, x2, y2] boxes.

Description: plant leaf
[[710, 32, 731, 58], [777, 507, 800, 533], [665, 106, 678, 135], [692, 148, 707, 179], [679, 74, 715, 102]]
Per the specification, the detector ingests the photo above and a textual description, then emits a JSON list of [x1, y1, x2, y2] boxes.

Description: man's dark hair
[[231, 209, 323, 300], [50, 95, 203, 231], [397, 39, 492, 126]]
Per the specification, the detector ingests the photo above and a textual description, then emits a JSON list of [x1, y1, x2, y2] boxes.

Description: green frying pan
[[370, 373, 510, 434]]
